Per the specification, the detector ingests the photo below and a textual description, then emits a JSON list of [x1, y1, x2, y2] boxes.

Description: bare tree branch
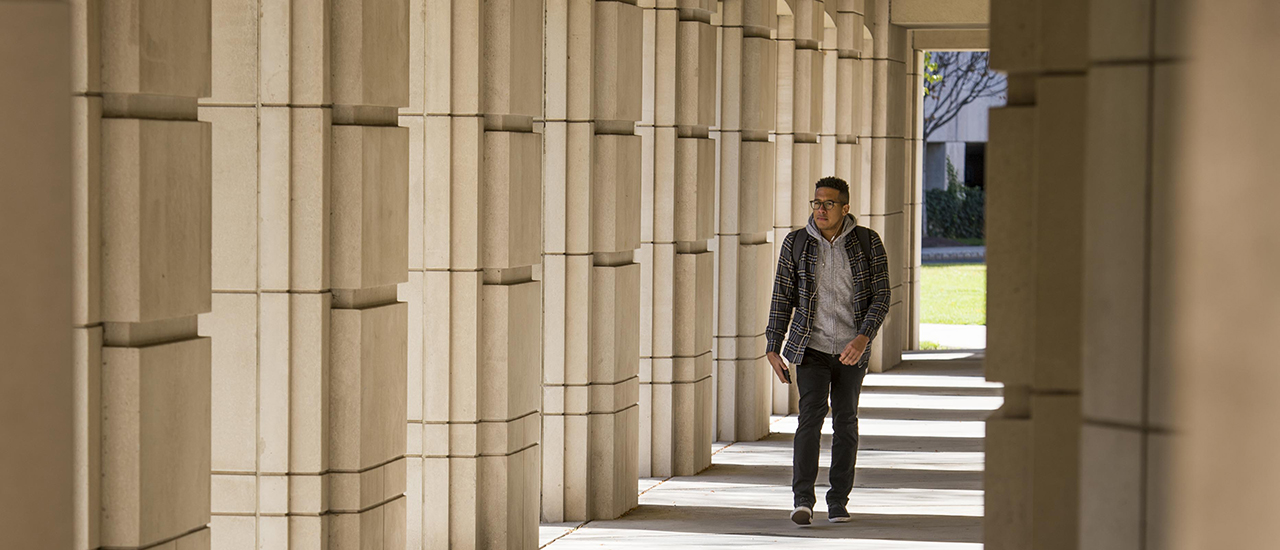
[[922, 52, 1006, 141]]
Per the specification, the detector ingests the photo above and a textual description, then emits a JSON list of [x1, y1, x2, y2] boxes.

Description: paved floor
[[540, 352, 1000, 549], [919, 324, 986, 350]]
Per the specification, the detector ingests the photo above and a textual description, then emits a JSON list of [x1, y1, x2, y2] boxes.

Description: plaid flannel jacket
[[765, 225, 892, 366]]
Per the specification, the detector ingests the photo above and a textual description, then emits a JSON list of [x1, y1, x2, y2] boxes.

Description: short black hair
[[816, 176, 850, 204]]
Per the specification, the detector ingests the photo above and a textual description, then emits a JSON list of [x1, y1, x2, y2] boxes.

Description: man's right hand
[[767, 351, 790, 384]]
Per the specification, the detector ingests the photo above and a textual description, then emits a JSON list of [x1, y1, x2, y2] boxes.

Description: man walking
[[765, 177, 891, 525]]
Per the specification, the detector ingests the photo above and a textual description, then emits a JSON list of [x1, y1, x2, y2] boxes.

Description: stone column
[[715, 0, 776, 442], [543, 0, 643, 522], [201, 0, 411, 547], [1171, 2, 1280, 548], [769, 0, 824, 416], [984, 0, 1088, 548], [637, 0, 717, 478], [255, 2, 340, 547], [91, 2, 214, 549], [326, 1, 411, 548], [0, 2, 73, 549], [1078, 1, 1185, 549], [198, 1, 335, 546], [405, 0, 544, 546], [860, 0, 905, 372], [904, 49, 924, 351]]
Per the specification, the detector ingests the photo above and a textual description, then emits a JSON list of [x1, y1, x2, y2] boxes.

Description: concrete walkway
[[919, 323, 986, 350], [540, 352, 1000, 549]]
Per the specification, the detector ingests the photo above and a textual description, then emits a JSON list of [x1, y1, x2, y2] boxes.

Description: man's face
[[813, 187, 850, 232]]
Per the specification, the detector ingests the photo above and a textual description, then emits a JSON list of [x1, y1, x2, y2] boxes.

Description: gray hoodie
[[804, 213, 862, 357]]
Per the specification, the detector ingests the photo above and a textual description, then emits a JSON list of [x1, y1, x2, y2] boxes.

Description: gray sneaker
[[827, 504, 851, 523], [790, 505, 813, 525]]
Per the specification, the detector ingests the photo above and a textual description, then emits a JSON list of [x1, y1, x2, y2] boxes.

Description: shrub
[[926, 183, 984, 240]]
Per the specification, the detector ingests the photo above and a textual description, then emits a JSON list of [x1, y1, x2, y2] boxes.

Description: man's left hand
[[839, 335, 870, 366]]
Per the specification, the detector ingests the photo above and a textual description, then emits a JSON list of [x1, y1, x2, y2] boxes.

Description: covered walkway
[[540, 353, 999, 549]]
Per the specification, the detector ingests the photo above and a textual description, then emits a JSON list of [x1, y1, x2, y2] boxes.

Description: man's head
[[812, 177, 851, 232]]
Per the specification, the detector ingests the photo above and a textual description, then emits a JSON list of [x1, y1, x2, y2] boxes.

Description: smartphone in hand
[[782, 368, 791, 384]]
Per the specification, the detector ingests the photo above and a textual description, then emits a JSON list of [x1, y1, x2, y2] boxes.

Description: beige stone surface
[[593, 134, 643, 253], [331, 125, 410, 290], [672, 252, 715, 357], [674, 137, 717, 242], [73, 326, 103, 550], [331, 0, 409, 108], [202, 106, 258, 292], [1082, 65, 1151, 426], [1089, 0, 1151, 62], [101, 338, 212, 548], [594, 0, 644, 123], [790, 141, 823, 225], [289, 292, 331, 474], [1033, 76, 1085, 392], [258, 296, 291, 473], [289, 107, 333, 291], [330, 302, 408, 472], [985, 410, 1031, 550], [717, 132, 742, 233], [734, 243, 774, 338], [1079, 424, 1142, 550], [740, 36, 778, 132], [101, 0, 212, 97], [739, 140, 777, 234], [102, 119, 212, 323], [72, 95, 102, 327], [71, 0, 102, 95], [480, 281, 544, 421], [792, 48, 824, 135], [256, 107, 289, 291], [208, 0, 257, 104], [203, 293, 258, 473], [591, 264, 642, 385], [588, 407, 641, 518], [985, 106, 1035, 387], [677, 20, 718, 128], [450, 116, 485, 269], [483, 131, 544, 269], [478, 447, 541, 548], [484, 0, 545, 118], [1031, 394, 1080, 550]]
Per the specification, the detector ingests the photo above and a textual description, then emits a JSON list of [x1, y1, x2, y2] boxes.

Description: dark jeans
[[792, 347, 868, 509]]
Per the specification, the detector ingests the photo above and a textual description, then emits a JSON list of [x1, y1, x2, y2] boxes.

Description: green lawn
[[921, 263, 986, 325]]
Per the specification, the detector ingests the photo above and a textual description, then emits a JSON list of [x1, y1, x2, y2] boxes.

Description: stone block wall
[[61, 1, 216, 548], [401, 0, 545, 546], [637, 0, 717, 479], [541, 0, 642, 524], [981, 0, 1188, 548], [714, 0, 778, 443], [36, 1, 921, 547], [197, 0, 411, 547]]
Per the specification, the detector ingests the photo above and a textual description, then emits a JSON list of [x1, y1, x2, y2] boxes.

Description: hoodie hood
[[806, 213, 857, 243]]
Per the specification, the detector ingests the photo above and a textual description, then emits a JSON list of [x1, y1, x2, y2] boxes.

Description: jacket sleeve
[[857, 229, 892, 342], [765, 232, 799, 355]]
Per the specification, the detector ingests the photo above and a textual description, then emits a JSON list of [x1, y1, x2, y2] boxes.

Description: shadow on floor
[[653, 462, 982, 492], [590, 503, 983, 544]]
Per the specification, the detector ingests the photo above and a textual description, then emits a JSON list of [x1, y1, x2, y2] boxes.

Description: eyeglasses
[[810, 200, 845, 211]]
